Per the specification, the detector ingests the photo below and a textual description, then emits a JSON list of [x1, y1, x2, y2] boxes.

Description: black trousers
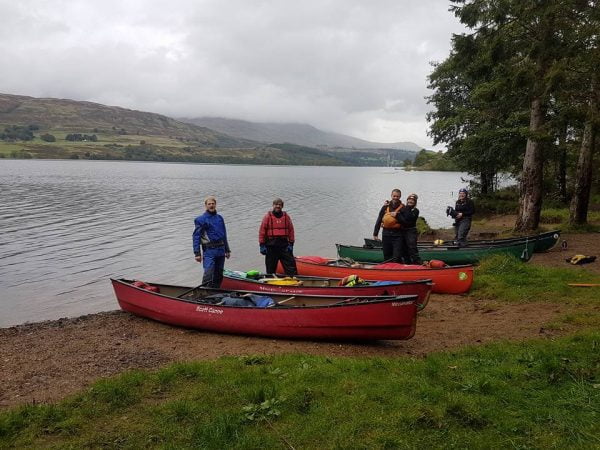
[[454, 218, 472, 246], [265, 246, 297, 275], [401, 228, 422, 264], [382, 229, 403, 263]]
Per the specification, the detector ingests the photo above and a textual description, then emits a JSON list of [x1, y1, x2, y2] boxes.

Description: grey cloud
[[0, 0, 464, 147]]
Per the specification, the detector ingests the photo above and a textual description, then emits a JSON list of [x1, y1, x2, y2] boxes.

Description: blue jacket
[[192, 211, 230, 256]]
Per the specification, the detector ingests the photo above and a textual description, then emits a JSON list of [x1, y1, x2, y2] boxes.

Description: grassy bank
[[2, 254, 599, 448], [1, 332, 599, 448], [474, 254, 600, 304]]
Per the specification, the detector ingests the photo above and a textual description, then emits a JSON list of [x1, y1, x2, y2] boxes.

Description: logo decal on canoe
[[195, 306, 224, 314], [458, 272, 468, 281]]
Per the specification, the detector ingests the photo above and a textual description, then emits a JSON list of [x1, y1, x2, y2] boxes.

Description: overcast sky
[[0, 0, 464, 148]]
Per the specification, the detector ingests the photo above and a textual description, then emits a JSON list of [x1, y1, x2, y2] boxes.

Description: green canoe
[[363, 229, 560, 253], [337, 240, 536, 265]]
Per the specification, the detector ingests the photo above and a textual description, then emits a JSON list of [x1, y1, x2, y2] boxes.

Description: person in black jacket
[[449, 188, 475, 246], [372, 189, 404, 262], [397, 193, 422, 264]]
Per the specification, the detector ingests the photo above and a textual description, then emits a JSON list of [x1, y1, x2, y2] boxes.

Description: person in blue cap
[[193, 196, 231, 287], [448, 188, 475, 246]]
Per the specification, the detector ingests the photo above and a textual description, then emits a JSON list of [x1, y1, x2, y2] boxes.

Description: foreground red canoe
[[111, 278, 420, 340], [220, 272, 433, 309], [284, 256, 474, 295]]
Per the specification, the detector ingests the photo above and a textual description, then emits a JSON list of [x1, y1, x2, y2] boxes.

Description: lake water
[[0, 160, 469, 326]]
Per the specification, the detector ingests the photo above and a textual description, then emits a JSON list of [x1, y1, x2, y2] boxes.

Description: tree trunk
[[569, 76, 598, 225], [515, 96, 546, 231], [557, 127, 568, 203], [480, 170, 495, 195]]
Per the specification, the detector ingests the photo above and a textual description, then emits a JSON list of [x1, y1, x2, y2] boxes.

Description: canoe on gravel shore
[[283, 256, 474, 295], [111, 278, 420, 341], [364, 229, 560, 253], [337, 239, 535, 264], [220, 271, 433, 308]]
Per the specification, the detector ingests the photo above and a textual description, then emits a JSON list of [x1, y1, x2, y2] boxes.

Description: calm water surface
[[0, 160, 469, 326]]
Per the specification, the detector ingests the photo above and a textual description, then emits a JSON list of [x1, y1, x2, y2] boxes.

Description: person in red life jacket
[[372, 189, 404, 262], [192, 196, 231, 287], [397, 193, 422, 264], [259, 198, 298, 275]]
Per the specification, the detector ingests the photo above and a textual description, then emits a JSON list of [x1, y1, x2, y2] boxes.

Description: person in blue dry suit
[[192, 196, 231, 287]]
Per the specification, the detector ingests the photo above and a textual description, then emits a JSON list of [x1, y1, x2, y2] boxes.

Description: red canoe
[[220, 273, 433, 309], [111, 278, 420, 340], [283, 256, 474, 295]]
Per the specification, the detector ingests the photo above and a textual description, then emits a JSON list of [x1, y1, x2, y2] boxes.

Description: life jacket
[[382, 203, 403, 229], [565, 254, 596, 265], [337, 274, 365, 287], [267, 212, 291, 239]]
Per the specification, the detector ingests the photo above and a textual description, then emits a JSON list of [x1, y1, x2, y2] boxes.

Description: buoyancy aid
[[382, 203, 403, 229], [267, 211, 291, 239]]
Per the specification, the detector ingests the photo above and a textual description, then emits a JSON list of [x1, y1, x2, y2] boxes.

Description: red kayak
[[283, 256, 474, 295], [111, 278, 419, 341], [220, 272, 432, 310]]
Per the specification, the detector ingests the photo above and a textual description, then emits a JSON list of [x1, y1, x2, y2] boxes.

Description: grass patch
[[1, 334, 599, 448], [473, 254, 600, 305], [540, 208, 600, 232]]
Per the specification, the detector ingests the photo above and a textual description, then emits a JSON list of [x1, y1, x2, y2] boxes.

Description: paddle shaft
[[268, 296, 296, 307], [177, 281, 210, 298]]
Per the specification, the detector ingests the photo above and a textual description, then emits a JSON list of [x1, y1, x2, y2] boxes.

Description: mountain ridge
[[180, 117, 422, 152], [0, 93, 257, 148]]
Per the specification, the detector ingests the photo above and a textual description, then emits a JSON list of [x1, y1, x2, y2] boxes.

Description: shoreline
[[2, 231, 598, 409], [0, 297, 575, 409]]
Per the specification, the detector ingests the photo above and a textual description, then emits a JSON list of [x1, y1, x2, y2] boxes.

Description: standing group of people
[[192, 189, 474, 287], [372, 189, 422, 264], [193, 196, 297, 287], [372, 187, 475, 264]]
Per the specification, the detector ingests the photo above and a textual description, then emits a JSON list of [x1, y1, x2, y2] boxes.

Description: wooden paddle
[[268, 296, 295, 307], [567, 283, 600, 287], [177, 281, 211, 298]]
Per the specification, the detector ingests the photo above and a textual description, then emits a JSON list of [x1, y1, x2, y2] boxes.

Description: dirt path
[[1, 230, 598, 409]]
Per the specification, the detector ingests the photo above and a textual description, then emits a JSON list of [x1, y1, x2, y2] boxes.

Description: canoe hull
[[338, 240, 536, 265], [111, 279, 419, 341], [287, 258, 474, 295]]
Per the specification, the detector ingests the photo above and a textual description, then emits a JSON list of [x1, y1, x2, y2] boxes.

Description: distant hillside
[[0, 93, 417, 166], [0, 93, 256, 148], [181, 117, 422, 152]]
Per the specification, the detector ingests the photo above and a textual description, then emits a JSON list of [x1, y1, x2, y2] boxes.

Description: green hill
[[0, 93, 417, 166], [0, 93, 256, 148]]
